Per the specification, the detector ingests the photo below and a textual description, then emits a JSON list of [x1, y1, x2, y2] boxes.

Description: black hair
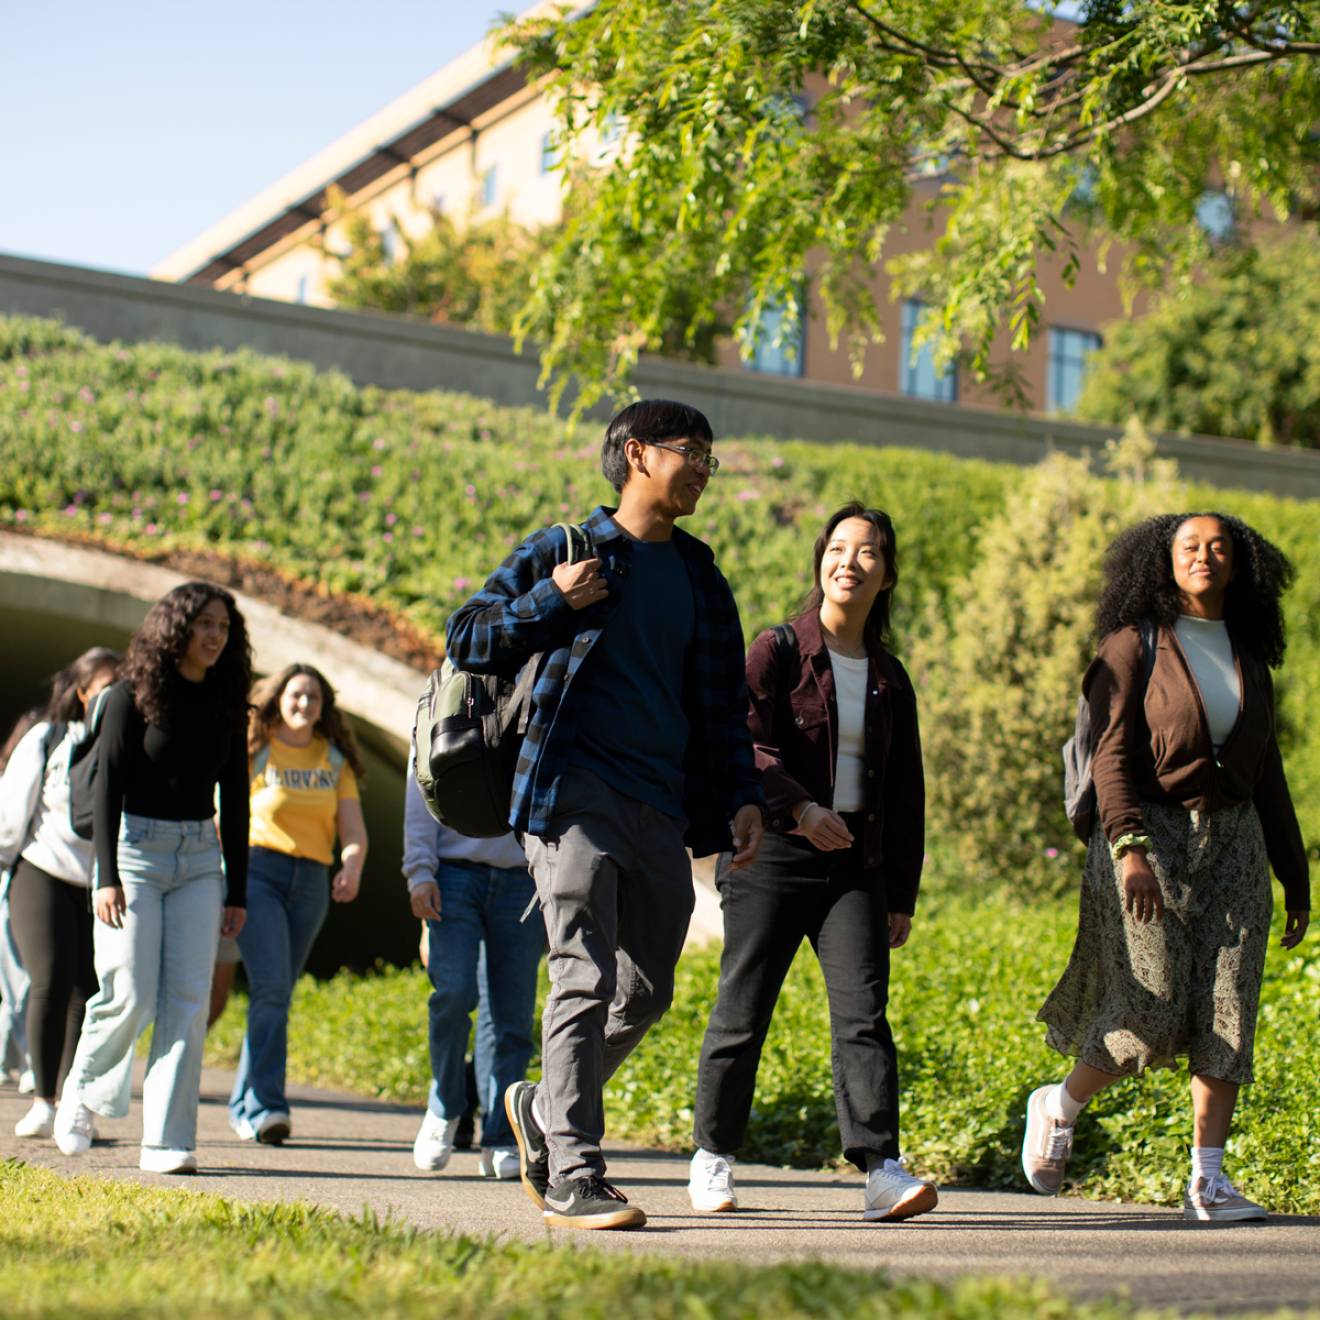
[[46, 647, 122, 722], [1096, 512, 1294, 667], [121, 581, 254, 726], [797, 502, 899, 650], [600, 398, 714, 493]]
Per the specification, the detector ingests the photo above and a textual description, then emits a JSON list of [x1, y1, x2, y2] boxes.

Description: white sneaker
[[140, 1147, 198, 1175], [412, 1110, 460, 1172], [231, 1114, 258, 1141], [14, 1099, 56, 1138], [1184, 1173, 1268, 1223], [863, 1157, 939, 1222], [688, 1148, 738, 1213], [53, 1099, 97, 1155], [256, 1111, 291, 1145], [480, 1146, 521, 1180], [17, 1068, 36, 1095]]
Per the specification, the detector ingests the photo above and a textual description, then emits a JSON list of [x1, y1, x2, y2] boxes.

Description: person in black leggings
[[0, 648, 120, 1139]]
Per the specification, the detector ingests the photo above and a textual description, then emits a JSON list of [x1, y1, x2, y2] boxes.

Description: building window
[[380, 221, 401, 266], [480, 165, 499, 208], [600, 111, 623, 146], [540, 131, 560, 175], [1195, 189, 1235, 242], [900, 300, 956, 402], [1047, 327, 1102, 413], [431, 189, 446, 214], [295, 274, 310, 304], [743, 298, 804, 377]]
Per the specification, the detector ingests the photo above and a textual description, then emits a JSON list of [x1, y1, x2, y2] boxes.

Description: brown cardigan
[[745, 610, 925, 915], [1086, 623, 1309, 911]]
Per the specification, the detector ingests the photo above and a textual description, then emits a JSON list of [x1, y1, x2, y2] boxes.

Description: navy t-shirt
[[568, 538, 694, 817]]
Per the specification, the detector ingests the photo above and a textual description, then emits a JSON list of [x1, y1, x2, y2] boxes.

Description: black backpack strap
[[1138, 619, 1159, 692], [40, 720, 68, 770], [770, 623, 799, 671]]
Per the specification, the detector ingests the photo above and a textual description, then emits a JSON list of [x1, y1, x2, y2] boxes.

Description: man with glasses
[[447, 398, 764, 1230]]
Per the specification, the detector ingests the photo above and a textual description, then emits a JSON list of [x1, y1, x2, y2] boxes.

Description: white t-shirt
[[828, 649, 869, 813], [1175, 615, 1240, 750]]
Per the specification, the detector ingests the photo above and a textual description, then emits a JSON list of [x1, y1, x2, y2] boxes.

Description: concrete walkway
[[3, 1070, 1318, 1316]]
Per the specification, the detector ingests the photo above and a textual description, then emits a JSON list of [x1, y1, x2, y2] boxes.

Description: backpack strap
[[770, 622, 799, 672], [251, 743, 272, 781], [327, 744, 346, 787], [40, 720, 68, 772], [1138, 619, 1159, 692], [553, 521, 591, 566]]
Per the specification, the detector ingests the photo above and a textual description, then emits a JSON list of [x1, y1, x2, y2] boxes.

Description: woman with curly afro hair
[[55, 582, 252, 1174], [1022, 513, 1309, 1223]]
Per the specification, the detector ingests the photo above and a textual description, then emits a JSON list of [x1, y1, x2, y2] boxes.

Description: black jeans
[[692, 823, 899, 1171], [8, 858, 98, 1100]]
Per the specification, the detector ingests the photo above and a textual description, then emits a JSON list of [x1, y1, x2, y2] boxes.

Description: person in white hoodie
[[403, 760, 545, 1179], [0, 648, 119, 1139]]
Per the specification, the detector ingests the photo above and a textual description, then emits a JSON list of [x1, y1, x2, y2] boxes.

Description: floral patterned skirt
[[1038, 800, 1272, 1085]]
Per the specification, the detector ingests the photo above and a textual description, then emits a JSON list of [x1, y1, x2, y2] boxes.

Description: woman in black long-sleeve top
[[55, 583, 251, 1174], [688, 503, 936, 1223]]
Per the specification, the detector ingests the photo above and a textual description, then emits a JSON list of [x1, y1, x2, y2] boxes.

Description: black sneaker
[[504, 1081, 550, 1210], [543, 1176, 646, 1230]]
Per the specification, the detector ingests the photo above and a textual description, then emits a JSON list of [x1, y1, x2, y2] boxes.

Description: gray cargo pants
[[523, 765, 694, 1185]]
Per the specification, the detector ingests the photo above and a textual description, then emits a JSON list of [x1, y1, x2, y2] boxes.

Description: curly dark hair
[[797, 502, 899, 650], [247, 663, 366, 782], [46, 647, 122, 722], [1096, 512, 1294, 667], [121, 582, 253, 727]]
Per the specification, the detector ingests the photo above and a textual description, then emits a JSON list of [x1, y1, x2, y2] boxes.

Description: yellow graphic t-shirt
[[248, 736, 359, 865]]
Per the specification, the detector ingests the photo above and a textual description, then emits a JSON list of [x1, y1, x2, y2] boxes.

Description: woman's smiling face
[[1171, 515, 1235, 617], [819, 516, 890, 613]]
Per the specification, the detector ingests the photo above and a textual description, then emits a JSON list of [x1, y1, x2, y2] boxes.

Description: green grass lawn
[[207, 869, 1320, 1215], [1, 1159, 1303, 1320]]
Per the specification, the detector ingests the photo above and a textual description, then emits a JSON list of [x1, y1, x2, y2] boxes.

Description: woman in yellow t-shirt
[[228, 664, 368, 1144]]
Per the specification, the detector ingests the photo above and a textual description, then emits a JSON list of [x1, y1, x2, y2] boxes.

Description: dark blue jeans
[[229, 846, 330, 1129], [426, 860, 544, 1149]]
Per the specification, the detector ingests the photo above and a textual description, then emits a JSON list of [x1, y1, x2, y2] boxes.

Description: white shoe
[[231, 1114, 258, 1141], [17, 1068, 36, 1095], [140, 1147, 198, 1175], [256, 1111, 291, 1145], [1184, 1173, 1268, 1222], [412, 1111, 460, 1172], [14, 1099, 56, 1138], [480, 1146, 521, 1180], [53, 1099, 97, 1155], [688, 1148, 738, 1213], [863, 1157, 939, 1222]]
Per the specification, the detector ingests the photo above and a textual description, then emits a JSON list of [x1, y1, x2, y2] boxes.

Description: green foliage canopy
[[504, 1, 1320, 409], [1076, 235, 1320, 446]]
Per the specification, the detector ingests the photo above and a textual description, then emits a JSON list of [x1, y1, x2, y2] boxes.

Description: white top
[[1175, 616, 1240, 751], [828, 649, 870, 813], [0, 721, 96, 887]]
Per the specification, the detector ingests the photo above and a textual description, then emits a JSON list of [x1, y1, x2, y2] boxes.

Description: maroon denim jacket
[[745, 610, 925, 914]]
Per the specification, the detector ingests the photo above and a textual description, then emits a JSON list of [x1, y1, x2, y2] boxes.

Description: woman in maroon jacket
[[1025, 513, 1309, 1223], [688, 503, 935, 1223]]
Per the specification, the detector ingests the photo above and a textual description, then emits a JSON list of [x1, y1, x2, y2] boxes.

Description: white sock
[[1044, 1081, 1086, 1125], [1190, 1146, 1224, 1187]]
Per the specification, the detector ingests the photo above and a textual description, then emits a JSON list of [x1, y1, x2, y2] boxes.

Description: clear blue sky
[[0, 1, 514, 276]]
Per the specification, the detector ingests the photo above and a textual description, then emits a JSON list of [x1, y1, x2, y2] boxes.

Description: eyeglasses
[[646, 441, 721, 474]]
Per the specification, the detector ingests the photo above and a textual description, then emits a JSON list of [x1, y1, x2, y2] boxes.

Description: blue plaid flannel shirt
[[445, 506, 764, 855]]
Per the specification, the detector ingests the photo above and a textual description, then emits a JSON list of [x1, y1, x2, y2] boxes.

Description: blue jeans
[[229, 847, 330, 1129], [66, 815, 223, 1151], [426, 860, 544, 1148], [0, 875, 31, 1075]]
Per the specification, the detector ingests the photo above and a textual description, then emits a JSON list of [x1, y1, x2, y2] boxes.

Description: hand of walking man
[[410, 881, 442, 921], [553, 557, 609, 610], [728, 804, 764, 871], [221, 906, 246, 939]]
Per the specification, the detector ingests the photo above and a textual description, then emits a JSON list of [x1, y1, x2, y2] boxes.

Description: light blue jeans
[[0, 874, 31, 1075], [229, 846, 330, 1130], [426, 860, 544, 1149], [65, 814, 224, 1152]]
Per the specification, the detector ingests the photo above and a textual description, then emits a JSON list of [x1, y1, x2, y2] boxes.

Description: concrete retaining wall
[[3, 250, 1318, 498]]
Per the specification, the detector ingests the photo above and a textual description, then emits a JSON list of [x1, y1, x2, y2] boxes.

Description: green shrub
[[908, 428, 1185, 888]]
